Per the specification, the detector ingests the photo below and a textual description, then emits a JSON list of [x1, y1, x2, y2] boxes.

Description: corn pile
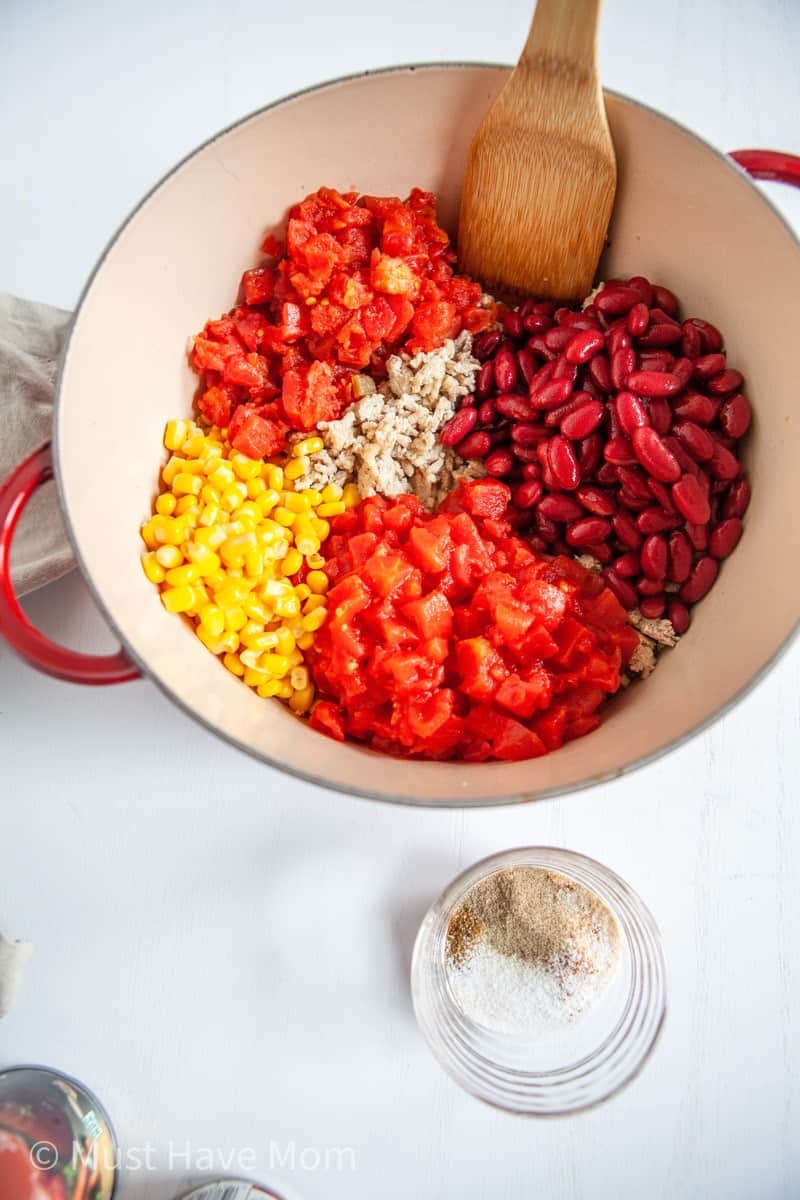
[[140, 419, 359, 713]]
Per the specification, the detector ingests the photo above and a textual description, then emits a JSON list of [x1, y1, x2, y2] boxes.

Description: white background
[[2, 1, 799, 1197]]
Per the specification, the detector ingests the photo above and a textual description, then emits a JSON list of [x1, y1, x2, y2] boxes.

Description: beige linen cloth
[[1, 292, 75, 595]]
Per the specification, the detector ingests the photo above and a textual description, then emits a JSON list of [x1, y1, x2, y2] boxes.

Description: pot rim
[[52, 61, 800, 807]]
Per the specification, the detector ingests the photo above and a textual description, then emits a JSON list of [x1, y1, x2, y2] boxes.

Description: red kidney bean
[[626, 302, 650, 336], [638, 323, 683, 348], [636, 576, 665, 596], [627, 370, 685, 398], [494, 347, 518, 392], [647, 478, 677, 513], [535, 510, 560, 542], [649, 307, 681, 329], [511, 422, 547, 446], [668, 598, 691, 634], [496, 392, 534, 421], [604, 436, 638, 466], [597, 461, 620, 487], [637, 506, 680, 534], [564, 328, 604, 363], [607, 326, 632, 357], [616, 390, 649, 434], [544, 327, 576, 354], [579, 434, 605, 477], [456, 430, 492, 458], [626, 276, 653, 305], [440, 406, 478, 447], [686, 522, 709, 551], [603, 568, 638, 608], [478, 398, 497, 425], [539, 494, 584, 522], [513, 480, 544, 508], [619, 489, 650, 512], [588, 354, 612, 392], [722, 476, 751, 519], [671, 473, 710, 524], [614, 551, 641, 578], [514, 444, 544, 463], [709, 442, 740, 481], [680, 556, 719, 603], [680, 322, 702, 359], [674, 420, 715, 462], [548, 435, 581, 490], [553, 359, 579, 384], [641, 534, 668, 579], [709, 516, 743, 559], [476, 360, 495, 397], [473, 329, 503, 360], [527, 534, 549, 554], [663, 434, 699, 477], [686, 318, 723, 353], [576, 484, 616, 516], [668, 530, 693, 582], [631, 426, 681, 482], [611, 346, 637, 390], [617, 466, 652, 501], [545, 391, 593, 427], [523, 312, 553, 334], [673, 392, 717, 425], [530, 378, 574, 411], [528, 358, 557, 392], [515, 348, 537, 388], [613, 510, 643, 549], [671, 356, 694, 386], [639, 351, 674, 372], [707, 368, 743, 396], [566, 517, 612, 546], [607, 400, 623, 440], [522, 461, 542, 479], [693, 352, 726, 381], [485, 448, 515, 476], [639, 595, 666, 619], [648, 397, 672, 435], [585, 542, 613, 564], [501, 309, 524, 339], [595, 285, 641, 315], [561, 400, 605, 439], [719, 392, 752, 439], [652, 285, 679, 316]]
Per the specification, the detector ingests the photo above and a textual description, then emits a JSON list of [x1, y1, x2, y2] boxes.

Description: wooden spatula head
[[459, 0, 616, 301]]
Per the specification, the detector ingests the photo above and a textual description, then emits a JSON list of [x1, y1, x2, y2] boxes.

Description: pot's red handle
[[730, 149, 800, 188], [0, 443, 140, 684]]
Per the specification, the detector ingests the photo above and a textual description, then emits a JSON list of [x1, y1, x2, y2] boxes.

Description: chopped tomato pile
[[190, 188, 492, 460], [308, 479, 639, 761]]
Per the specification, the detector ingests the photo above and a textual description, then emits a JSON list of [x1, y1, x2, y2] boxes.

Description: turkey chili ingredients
[[307, 479, 640, 761], [439, 280, 751, 635], [190, 187, 494, 459], [290, 331, 485, 509], [445, 866, 621, 1035]]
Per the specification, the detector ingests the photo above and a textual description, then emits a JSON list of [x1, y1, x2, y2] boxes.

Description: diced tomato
[[280, 361, 340, 430], [197, 385, 235, 428], [403, 591, 454, 640], [230, 413, 284, 460], [241, 266, 275, 305], [310, 700, 346, 741]]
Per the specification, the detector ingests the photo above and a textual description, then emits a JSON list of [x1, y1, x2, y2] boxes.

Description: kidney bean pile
[[439, 278, 751, 632]]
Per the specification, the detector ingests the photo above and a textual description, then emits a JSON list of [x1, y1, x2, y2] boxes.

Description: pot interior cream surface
[[56, 66, 800, 804]]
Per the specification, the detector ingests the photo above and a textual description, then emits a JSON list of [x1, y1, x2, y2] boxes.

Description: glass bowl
[[411, 846, 667, 1115]]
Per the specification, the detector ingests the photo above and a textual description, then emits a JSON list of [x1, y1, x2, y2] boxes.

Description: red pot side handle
[[0, 443, 140, 684], [1, 151, 798, 687]]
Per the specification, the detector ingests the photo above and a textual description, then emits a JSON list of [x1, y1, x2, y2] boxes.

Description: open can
[[178, 1183, 285, 1200]]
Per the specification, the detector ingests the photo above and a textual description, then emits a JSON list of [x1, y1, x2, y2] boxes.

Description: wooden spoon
[[458, 0, 615, 301]]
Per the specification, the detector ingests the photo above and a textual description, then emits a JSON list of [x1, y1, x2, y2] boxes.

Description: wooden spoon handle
[[520, 0, 602, 74]]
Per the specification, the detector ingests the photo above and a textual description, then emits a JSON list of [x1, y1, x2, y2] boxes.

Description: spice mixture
[[445, 866, 621, 1035]]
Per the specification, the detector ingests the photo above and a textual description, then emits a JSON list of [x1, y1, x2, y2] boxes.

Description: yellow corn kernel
[[293, 436, 324, 457], [153, 515, 188, 545], [273, 506, 296, 528], [161, 585, 196, 614], [164, 419, 192, 451], [301, 607, 328, 632], [289, 684, 315, 714], [283, 491, 311, 514], [172, 471, 203, 496], [155, 544, 183, 569], [305, 552, 325, 570], [140, 520, 159, 549], [274, 595, 301, 619], [285, 455, 310, 481], [262, 578, 291, 599], [244, 550, 264, 578], [200, 483, 220, 505], [255, 489, 281, 518], [165, 563, 200, 587], [342, 483, 361, 508], [293, 514, 318, 554], [175, 496, 200, 516], [219, 631, 240, 654], [224, 606, 247, 633], [161, 455, 187, 486], [266, 465, 284, 491], [280, 547, 303, 577], [244, 632, 279, 654], [222, 484, 248, 512], [214, 582, 248, 611], [239, 648, 264, 671], [303, 593, 327, 613], [275, 627, 296, 657], [310, 517, 330, 541], [231, 452, 263, 480], [185, 546, 221, 576], [182, 435, 210, 459], [306, 569, 329, 594], [198, 502, 220, 527], [208, 462, 236, 490], [237, 501, 260, 525], [263, 539, 290, 561], [155, 492, 177, 516], [141, 552, 166, 584], [195, 625, 226, 654], [260, 653, 289, 678], [294, 583, 311, 602], [274, 680, 293, 700], [297, 631, 314, 650], [194, 525, 226, 549], [246, 477, 267, 498], [192, 584, 210, 608], [199, 604, 226, 638], [320, 482, 344, 504], [223, 651, 245, 676], [317, 501, 345, 518], [244, 667, 271, 688], [256, 679, 282, 698], [243, 595, 269, 623], [302, 489, 322, 508]]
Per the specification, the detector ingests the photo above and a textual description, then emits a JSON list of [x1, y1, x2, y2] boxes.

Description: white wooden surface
[[1, 2, 799, 1197]]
